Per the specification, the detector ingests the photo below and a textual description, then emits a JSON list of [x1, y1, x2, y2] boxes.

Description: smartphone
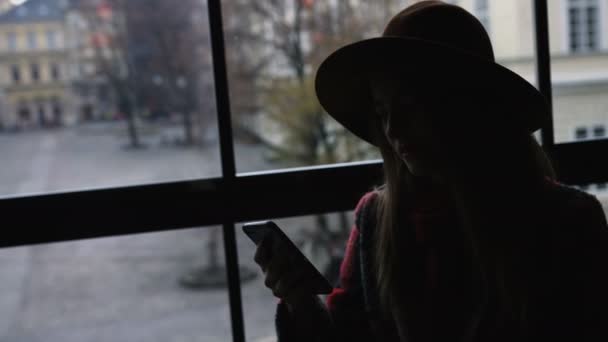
[[242, 220, 333, 295]]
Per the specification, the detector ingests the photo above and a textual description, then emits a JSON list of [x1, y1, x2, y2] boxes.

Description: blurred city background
[[0, 0, 607, 341]]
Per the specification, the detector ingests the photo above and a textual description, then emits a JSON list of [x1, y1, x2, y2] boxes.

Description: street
[[0, 123, 340, 342]]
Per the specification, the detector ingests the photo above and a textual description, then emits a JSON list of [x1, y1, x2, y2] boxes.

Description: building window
[[10, 64, 20, 83], [6, 32, 16, 51], [568, 0, 600, 53], [474, 0, 490, 33], [52, 101, 62, 119], [27, 31, 37, 50], [575, 126, 588, 140], [16, 6, 28, 17], [37, 104, 46, 126], [593, 125, 605, 138], [30, 63, 40, 82], [17, 105, 30, 121], [51, 63, 60, 80], [39, 4, 49, 16], [46, 30, 57, 49]]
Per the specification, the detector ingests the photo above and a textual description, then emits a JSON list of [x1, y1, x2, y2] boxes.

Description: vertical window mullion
[[207, 0, 245, 342], [534, 0, 555, 148]]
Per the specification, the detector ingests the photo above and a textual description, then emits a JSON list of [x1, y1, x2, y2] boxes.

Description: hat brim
[[315, 36, 549, 146]]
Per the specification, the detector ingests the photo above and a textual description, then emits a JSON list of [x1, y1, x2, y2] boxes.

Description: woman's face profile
[[369, 71, 447, 178]]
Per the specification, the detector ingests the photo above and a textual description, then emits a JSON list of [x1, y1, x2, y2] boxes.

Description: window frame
[[46, 29, 56, 50], [6, 31, 17, 51], [566, 0, 601, 53], [30, 62, 40, 82], [593, 124, 606, 138], [50, 62, 60, 80], [575, 125, 589, 140], [0, 1, 605, 342], [26, 30, 36, 50], [10, 63, 20, 83]]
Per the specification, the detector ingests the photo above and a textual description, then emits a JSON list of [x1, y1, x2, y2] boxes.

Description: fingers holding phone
[[244, 221, 332, 307], [253, 234, 274, 272], [255, 234, 310, 298]]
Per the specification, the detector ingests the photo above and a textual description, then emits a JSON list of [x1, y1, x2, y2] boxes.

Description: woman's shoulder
[[542, 177, 603, 212], [540, 177, 608, 238], [354, 190, 380, 215], [354, 189, 381, 226]]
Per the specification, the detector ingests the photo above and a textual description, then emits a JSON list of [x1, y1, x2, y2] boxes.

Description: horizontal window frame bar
[[0, 161, 383, 248], [0, 140, 606, 248]]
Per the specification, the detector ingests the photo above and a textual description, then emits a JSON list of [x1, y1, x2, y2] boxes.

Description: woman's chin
[[404, 159, 445, 182]]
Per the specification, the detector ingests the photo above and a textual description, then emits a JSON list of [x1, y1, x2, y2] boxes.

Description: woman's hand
[[253, 234, 319, 311]]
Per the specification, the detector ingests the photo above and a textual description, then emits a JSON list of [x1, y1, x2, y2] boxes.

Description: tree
[[125, 0, 213, 145], [79, 0, 214, 147], [222, 0, 401, 272], [73, 0, 143, 148]]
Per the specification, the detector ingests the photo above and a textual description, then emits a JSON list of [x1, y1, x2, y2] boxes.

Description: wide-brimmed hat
[[315, 0, 548, 146]]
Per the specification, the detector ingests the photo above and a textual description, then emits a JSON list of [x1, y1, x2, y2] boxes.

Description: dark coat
[[275, 179, 608, 341]]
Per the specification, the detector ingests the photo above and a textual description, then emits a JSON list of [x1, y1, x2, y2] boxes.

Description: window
[[593, 125, 606, 138], [0, 227, 233, 341], [46, 30, 57, 49], [27, 31, 37, 50], [10, 64, 20, 83], [51, 63, 60, 80], [16, 6, 27, 17], [575, 126, 588, 140], [52, 100, 62, 124], [553, 1, 607, 143], [571, 125, 606, 142], [39, 4, 49, 16], [0, 2, 607, 342], [37, 103, 46, 125], [567, 0, 600, 53], [6, 32, 17, 51], [0, 2, 221, 196], [30, 63, 40, 82], [226, 0, 532, 173]]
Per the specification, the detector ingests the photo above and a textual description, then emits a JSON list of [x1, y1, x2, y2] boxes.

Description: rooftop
[[0, 0, 68, 24]]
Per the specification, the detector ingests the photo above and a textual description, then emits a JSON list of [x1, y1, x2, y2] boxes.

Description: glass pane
[[550, 0, 608, 143], [238, 211, 355, 341], [224, 0, 537, 173], [0, 227, 232, 341], [0, 0, 221, 197]]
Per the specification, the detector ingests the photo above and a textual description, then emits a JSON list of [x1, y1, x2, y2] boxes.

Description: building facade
[[0, 0, 115, 130], [0, 0, 74, 129], [440, 0, 608, 147]]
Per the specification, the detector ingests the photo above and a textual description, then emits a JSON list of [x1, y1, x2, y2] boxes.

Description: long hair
[[372, 93, 557, 341]]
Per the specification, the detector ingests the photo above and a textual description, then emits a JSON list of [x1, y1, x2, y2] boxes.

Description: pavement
[[0, 122, 349, 342]]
